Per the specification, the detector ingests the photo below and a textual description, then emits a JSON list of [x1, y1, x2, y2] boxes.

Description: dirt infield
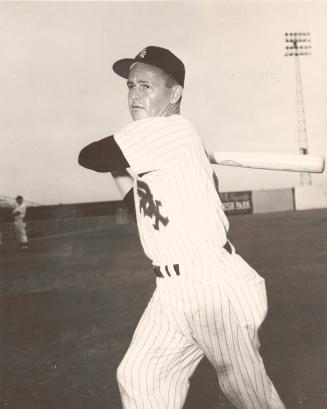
[[1, 209, 327, 409]]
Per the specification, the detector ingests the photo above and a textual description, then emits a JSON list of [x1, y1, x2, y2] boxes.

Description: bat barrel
[[211, 152, 325, 173]]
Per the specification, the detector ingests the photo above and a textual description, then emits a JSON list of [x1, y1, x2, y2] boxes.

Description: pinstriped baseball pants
[[117, 253, 286, 409], [14, 220, 28, 244]]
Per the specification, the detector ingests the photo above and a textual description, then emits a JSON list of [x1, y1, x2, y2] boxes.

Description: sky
[[1, 1, 327, 205]]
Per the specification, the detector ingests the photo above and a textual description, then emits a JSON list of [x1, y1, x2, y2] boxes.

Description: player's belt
[[153, 241, 233, 278]]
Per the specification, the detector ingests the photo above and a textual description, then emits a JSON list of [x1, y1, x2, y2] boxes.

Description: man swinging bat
[[78, 45, 286, 409]]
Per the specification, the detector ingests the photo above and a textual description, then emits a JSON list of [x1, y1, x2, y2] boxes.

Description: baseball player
[[13, 195, 28, 250], [79, 46, 285, 409]]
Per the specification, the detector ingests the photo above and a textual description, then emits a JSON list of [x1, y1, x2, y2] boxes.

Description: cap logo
[[138, 48, 147, 59]]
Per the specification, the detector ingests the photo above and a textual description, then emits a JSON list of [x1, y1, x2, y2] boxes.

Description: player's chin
[[130, 108, 148, 121]]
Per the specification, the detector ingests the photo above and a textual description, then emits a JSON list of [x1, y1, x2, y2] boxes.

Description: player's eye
[[142, 83, 151, 90], [127, 83, 135, 90]]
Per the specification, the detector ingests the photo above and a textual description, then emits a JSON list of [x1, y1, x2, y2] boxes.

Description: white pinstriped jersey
[[114, 115, 286, 409], [13, 202, 27, 221], [114, 114, 229, 267]]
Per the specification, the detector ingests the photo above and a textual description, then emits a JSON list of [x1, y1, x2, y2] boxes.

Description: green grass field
[[1, 209, 327, 409]]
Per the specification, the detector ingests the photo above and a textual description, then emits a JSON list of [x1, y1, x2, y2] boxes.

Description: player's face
[[127, 63, 174, 120]]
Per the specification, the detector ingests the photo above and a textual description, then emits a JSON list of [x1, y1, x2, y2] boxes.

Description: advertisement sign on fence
[[219, 191, 252, 215]]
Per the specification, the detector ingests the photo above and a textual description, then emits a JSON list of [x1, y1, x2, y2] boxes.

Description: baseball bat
[[208, 152, 325, 173]]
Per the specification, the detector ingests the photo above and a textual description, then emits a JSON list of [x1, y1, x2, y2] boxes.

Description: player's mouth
[[132, 105, 144, 110]]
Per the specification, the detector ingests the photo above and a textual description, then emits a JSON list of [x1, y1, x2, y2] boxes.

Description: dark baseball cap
[[112, 46, 185, 87]]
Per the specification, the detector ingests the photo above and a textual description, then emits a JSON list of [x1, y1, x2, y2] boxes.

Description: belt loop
[[173, 264, 180, 276], [154, 266, 164, 278], [223, 240, 232, 255], [153, 264, 180, 278]]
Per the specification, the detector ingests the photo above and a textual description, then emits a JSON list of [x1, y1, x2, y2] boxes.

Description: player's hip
[[154, 247, 268, 321], [155, 266, 267, 337], [14, 219, 26, 228], [151, 242, 264, 284]]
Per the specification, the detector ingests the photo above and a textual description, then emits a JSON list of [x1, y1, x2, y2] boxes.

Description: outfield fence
[[2, 186, 326, 246], [0, 212, 131, 244]]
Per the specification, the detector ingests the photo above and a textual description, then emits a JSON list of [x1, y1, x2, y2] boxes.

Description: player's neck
[[164, 103, 180, 117]]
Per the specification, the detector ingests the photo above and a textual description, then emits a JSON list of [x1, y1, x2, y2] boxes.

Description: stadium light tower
[[285, 32, 312, 185]]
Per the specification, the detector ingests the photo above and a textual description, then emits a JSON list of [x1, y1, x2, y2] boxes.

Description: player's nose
[[129, 87, 142, 101]]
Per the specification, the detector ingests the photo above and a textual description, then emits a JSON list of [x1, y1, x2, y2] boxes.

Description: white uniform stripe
[[132, 133, 190, 160], [156, 326, 182, 407], [231, 301, 271, 409], [116, 119, 194, 173], [236, 325, 269, 408], [222, 270, 274, 408], [143, 316, 166, 408], [166, 336, 187, 406], [211, 287, 246, 409], [156, 154, 197, 262], [221, 291, 251, 408], [119, 119, 190, 147], [168, 159, 205, 261], [183, 283, 202, 342], [229, 310, 259, 408], [175, 278, 196, 339], [121, 304, 158, 406], [147, 304, 167, 408], [170, 347, 203, 409], [131, 297, 167, 407], [191, 279, 215, 354]]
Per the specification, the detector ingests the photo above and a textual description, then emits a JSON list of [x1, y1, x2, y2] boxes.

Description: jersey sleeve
[[114, 116, 196, 174], [78, 135, 129, 172]]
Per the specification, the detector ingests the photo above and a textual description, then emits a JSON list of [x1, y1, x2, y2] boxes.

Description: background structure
[[1, 1, 327, 205]]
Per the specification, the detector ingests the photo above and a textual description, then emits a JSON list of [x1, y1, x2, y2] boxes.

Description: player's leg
[[20, 222, 28, 249], [14, 220, 28, 250], [186, 257, 285, 409], [14, 221, 21, 248], [215, 283, 285, 409], [117, 289, 204, 409]]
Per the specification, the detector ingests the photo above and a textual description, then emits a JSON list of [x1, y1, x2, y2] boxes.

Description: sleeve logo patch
[[137, 180, 169, 230]]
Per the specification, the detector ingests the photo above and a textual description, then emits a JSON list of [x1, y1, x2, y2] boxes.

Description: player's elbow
[[78, 145, 107, 173]]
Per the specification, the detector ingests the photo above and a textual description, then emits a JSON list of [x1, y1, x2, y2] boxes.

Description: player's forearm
[[78, 135, 129, 172], [111, 170, 136, 221], [111, 169, 134, 198]]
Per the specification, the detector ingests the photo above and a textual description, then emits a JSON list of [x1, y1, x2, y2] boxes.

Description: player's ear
[[170, 85, 183, 104]]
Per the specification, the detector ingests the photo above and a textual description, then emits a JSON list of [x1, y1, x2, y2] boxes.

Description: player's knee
[[117, 354, 155, 398], [116, 354, 136, 393], [116, 358, 127, 389]]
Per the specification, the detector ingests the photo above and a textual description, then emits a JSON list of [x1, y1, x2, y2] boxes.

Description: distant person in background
[[13, 195, 28, 250]]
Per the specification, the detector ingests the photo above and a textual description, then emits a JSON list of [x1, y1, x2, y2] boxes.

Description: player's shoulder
[[169, 114, 195, 129], [116, 115, 195, 138], [123, 114, 194, 129]]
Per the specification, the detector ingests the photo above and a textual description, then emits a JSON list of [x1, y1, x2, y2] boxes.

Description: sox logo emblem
[[137, 179, 169, 230], [138, 48, 147, 59]]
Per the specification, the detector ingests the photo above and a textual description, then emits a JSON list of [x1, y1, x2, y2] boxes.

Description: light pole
[[285, 32, 312, 186]]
